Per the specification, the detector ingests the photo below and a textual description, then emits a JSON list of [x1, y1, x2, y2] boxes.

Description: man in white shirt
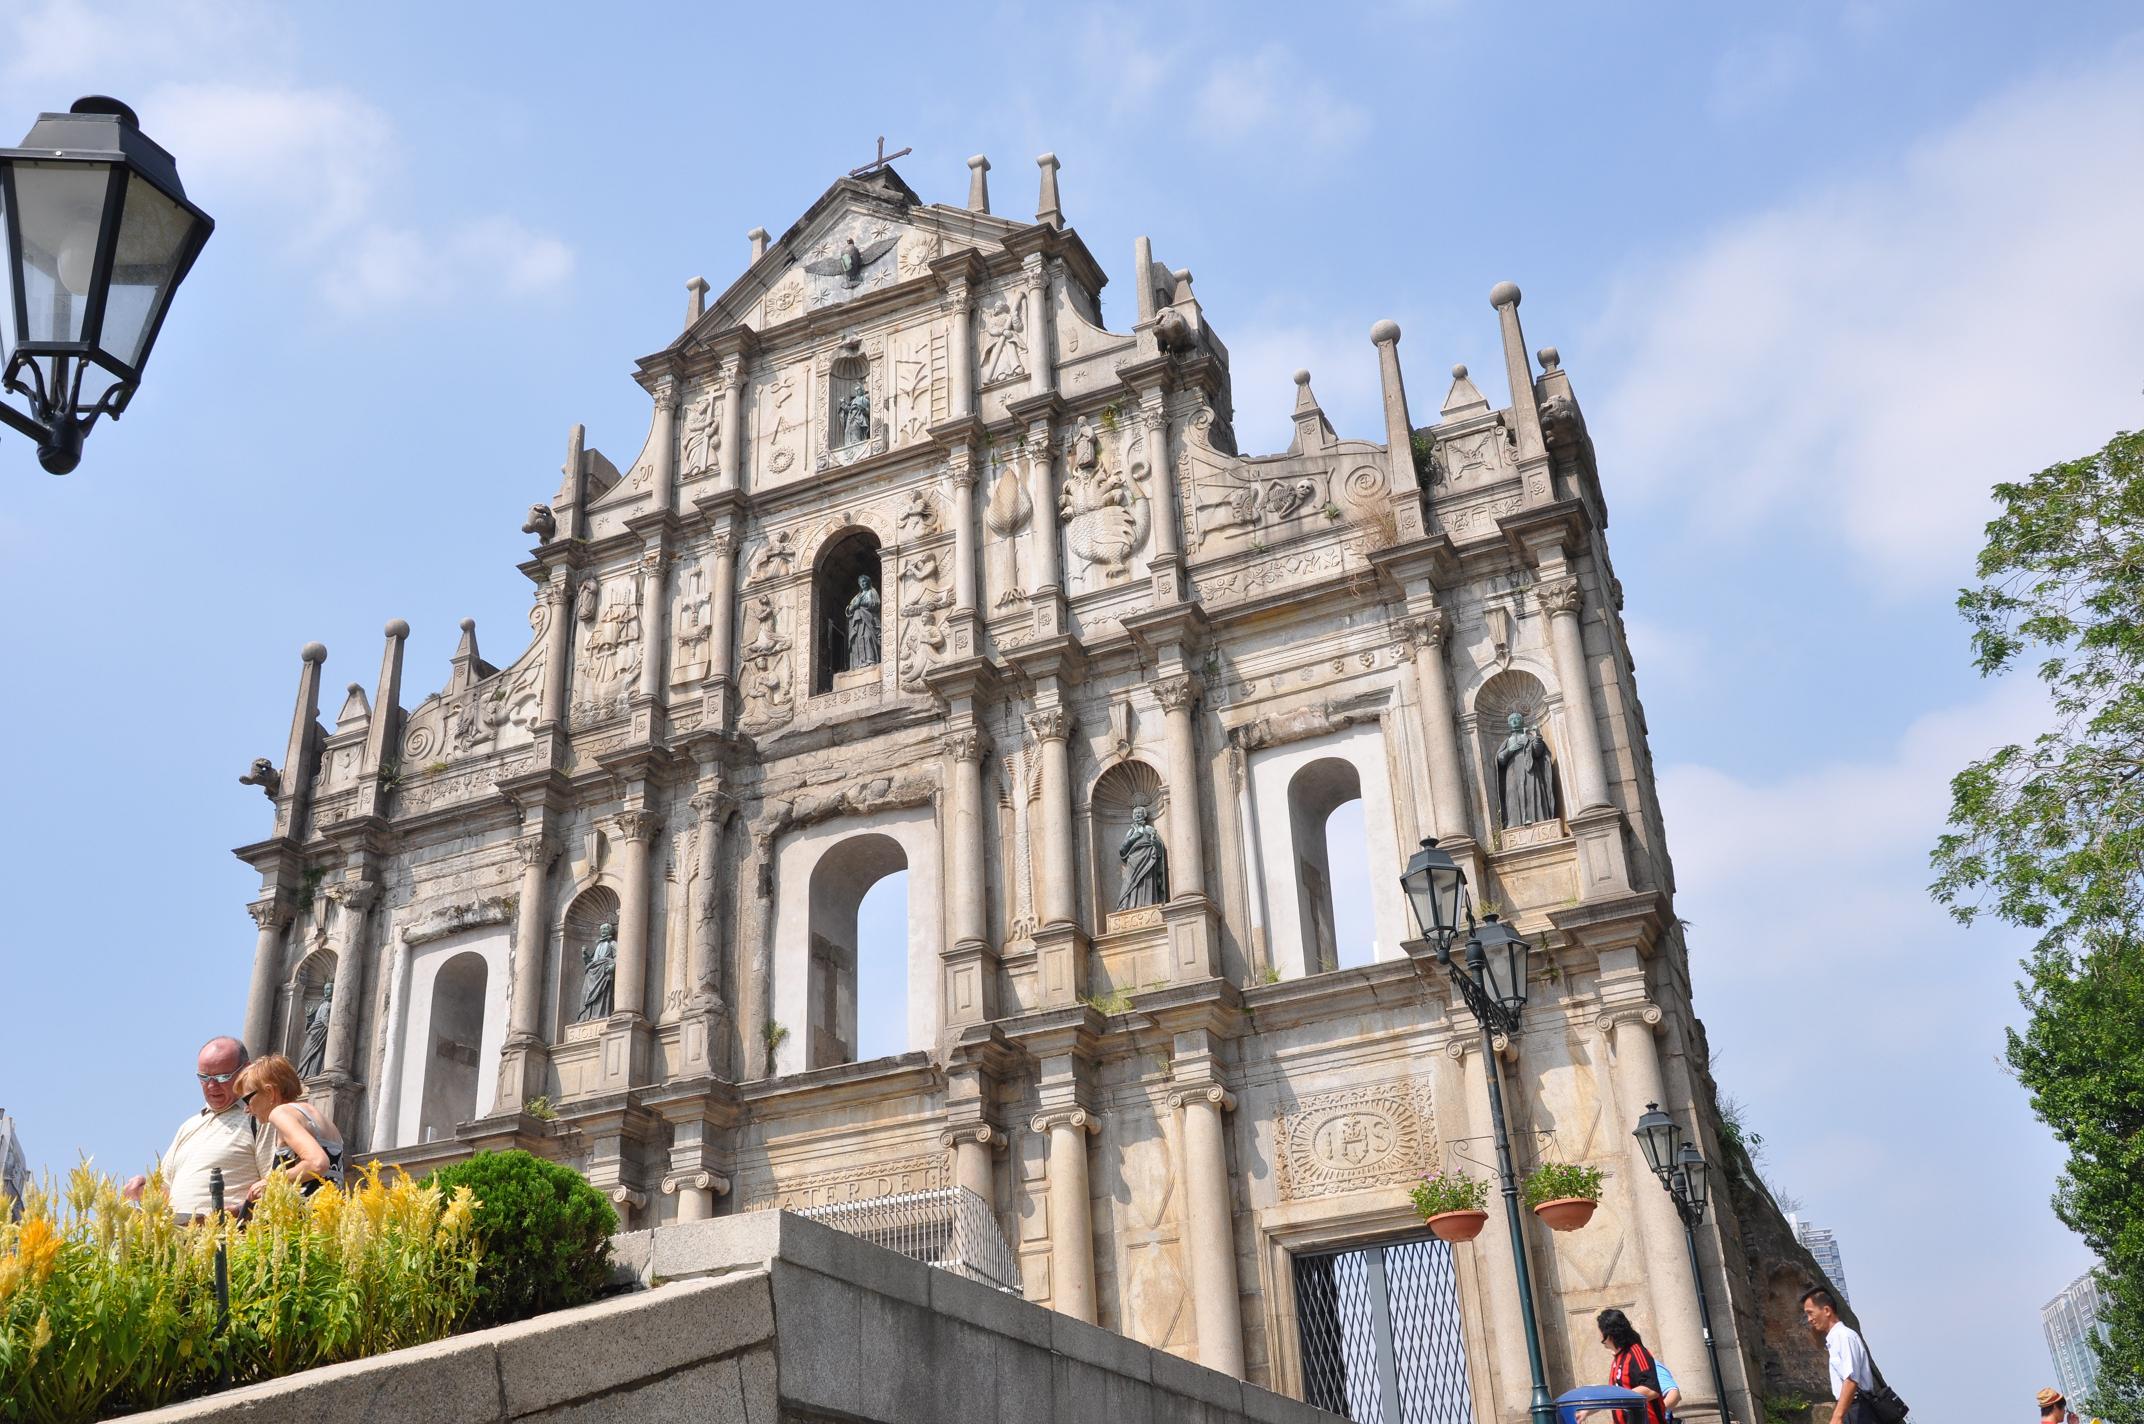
[[121, 1036, 275, 1218], [1801, 1285, 1874, 1424]]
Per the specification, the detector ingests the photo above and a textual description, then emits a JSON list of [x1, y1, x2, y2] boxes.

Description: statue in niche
[[680, 390, 720, 473], [846, 575, 882, 667], [838, 386, 873, 446], [578, 922, 618, 1022], [1496, 711, 1558, 829], [575, 578, 600, 624], [1115, 805, 1169, 909], [297, 981, 332, 1078], [980, 292, 1027, 385]]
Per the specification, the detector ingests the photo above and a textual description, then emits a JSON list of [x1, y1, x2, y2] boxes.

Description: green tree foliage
[[422, 1150, 616, 1328], [1931, 429, 2144, 1422]]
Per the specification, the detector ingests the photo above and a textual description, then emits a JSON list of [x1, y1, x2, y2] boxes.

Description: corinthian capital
[[1407, 609, 1451, 650], [1025, 709, 1071, 744], [247, 898, 291, 932], [942, 730, 989, 763], [616, 809, 664, 844], [516, 831, 558, 869], [1537, 578, 1583, 618], [1154, 675, 1199, 714], [652, 378, 680, 413]]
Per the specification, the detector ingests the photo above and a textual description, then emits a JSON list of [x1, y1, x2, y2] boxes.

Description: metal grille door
[[1295, 1238, 1473, 1424]]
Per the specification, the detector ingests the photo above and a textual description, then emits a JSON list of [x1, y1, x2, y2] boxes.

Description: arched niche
[[812, 528, 883, 694], [1090, 759, 1170, 920], [558, 884, 621, 1038], [1473, 668, 1564, 836], [386, 924, 509, 1149], [770, 803, 942, 1077], [419, 952, 488, 1143], [284, 947, 338, 1072], [1286, 757, 1365, 975]]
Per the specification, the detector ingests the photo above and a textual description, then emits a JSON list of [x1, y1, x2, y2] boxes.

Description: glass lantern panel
[[101, 172, 198, 370], [0, 175, 14, 360], [10, 160, 116, 345]]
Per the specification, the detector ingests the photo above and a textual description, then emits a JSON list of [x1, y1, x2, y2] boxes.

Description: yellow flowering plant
[[0, 1161, 482, 1424]]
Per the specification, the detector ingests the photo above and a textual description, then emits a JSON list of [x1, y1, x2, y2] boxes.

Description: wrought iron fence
[[1295, 1236, 1473, 1424], [794, 1185, 1023, 1294]]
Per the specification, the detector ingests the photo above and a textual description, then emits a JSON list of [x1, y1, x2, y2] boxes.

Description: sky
[[3, 2, 2142, 1417]]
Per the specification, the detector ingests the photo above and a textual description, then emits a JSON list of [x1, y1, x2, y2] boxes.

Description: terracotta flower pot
[[1532, 1196, 1599, 1232], [1425, 1208, 1489, 1244]]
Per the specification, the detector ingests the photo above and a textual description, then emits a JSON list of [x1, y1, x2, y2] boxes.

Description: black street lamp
[[0, 97, 213, 473], [1633, 1102, 1735, 1424], [1400, 838, 1557, 1424]]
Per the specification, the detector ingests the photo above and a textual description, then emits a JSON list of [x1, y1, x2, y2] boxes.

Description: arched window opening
[[1288, 758, 1366, 976], [1323, 799, 1375, 971], [853, 869, 910, 1061], [813, 529, 883, 694], [421, 952, 488, 1143], [806, 833, 908, 1069]]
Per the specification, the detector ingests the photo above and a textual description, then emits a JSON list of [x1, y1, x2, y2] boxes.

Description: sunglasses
[[239, 1091, 259, 1107], [197, 1070, 240, 1084]]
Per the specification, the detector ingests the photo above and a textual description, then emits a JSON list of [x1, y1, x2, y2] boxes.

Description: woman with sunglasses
[[234, 1054, 345, 1200]]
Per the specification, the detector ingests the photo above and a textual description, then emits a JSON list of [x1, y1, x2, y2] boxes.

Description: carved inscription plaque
[[1276, 1078, 1433, 1200], [751, 1151, 944, 1210]]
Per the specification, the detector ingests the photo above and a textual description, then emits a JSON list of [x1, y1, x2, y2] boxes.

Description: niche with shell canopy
[[1474, 668, 1565, 841], [558, 884, 621, 1040], [1090, 759, 1171, 925]]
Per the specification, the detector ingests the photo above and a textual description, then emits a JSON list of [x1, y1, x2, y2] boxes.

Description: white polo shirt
[[1825, 1320, 1874, 1399], [160, 1104, 275, 1217]]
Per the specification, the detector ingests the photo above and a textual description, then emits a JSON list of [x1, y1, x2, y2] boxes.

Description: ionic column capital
[[942, 1120, 1005, 1150], [1594, 1000, 1664, 1037], [1537, 577, 1583, 618], [1170, 1082, 1237, 1113], [660, 1170, 731, 1197], [1031, 1106, 1101, 1135]]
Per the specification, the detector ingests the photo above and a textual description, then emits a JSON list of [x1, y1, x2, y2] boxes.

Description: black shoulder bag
[[1859, 1335, 1909, 1424]]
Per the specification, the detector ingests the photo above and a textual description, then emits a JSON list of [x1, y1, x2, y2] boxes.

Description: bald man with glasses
[[121, 1035, 276, 1218]]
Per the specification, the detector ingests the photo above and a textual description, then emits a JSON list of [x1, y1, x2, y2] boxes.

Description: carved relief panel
[[1274, 1077, 1435, 1201]]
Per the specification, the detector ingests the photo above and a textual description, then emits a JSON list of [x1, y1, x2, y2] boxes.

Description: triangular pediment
[[682, 165, 1026, 344]]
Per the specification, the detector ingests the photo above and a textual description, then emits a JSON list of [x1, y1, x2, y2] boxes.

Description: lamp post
[[0, 97, 214, 473], [1401, 837, 1557, 1424], [1633, 1102, 1735, 1424]]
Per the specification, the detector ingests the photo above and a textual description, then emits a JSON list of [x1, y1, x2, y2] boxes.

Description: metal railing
[[795, 1185, 1023, 1294]]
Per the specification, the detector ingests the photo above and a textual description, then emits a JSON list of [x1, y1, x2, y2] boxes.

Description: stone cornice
[[1496, 497, 1591, 566], [1000, 634, 1088, 687]]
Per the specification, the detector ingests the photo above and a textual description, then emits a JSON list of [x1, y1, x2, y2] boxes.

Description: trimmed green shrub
[[422, 1150, 616, 1327]]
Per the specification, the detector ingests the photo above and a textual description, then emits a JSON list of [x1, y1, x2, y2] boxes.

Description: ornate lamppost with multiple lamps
[[1634, 1100, 1737, 1424], [1400, 836, 1558, 1424]]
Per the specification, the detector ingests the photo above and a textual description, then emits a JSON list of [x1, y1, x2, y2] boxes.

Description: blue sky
[[5, 2, 2143, 1416]]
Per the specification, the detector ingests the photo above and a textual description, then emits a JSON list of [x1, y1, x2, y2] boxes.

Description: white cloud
[[0, 4, 572, 314], [1194, 43, 1370, 156], [1589, 45, 2144, 592]]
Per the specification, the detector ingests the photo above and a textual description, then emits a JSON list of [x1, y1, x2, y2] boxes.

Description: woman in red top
[[1598, 1308, 1670, 1424]]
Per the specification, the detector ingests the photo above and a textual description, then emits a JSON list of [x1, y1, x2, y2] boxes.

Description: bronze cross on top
[[848, 135, 913, 178]]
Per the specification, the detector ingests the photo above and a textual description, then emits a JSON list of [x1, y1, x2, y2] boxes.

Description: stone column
[[320, 880, 379, 1081], [635, 548, 669, 707], [1408, 612, 1472, 839], [539, 574, 574, 730], [1023, 257, 1055, 400], [668, 1173, 720, 1222], [1026, 425, 1062, 595], [498, 828, 556, 1107], [1604, 1005, 1710, 1407], [1155, 676, 1205, 899], [1539, 577, 1610, 811], [686, 787, 726, 1011], [243, 899, 292, 1058], [946, 278, 975, 419], [946, 730, 989, 956], [649, 380, 679, 513], [1029, 710, 1077, 927], [706, 532, 739, 726], [1032, 1107, 1099, 1322], [1140, 395, 1179, 563], [613, 808, 663, 1020], [718, 357, 745, 492], [1176, 1084, 1245, 1377], [950, 460, 979, 614], [946, 1121, 996, 1206]]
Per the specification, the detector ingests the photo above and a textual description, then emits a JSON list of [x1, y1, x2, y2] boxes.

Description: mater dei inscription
[[232, 149, 1781, 1417], [1277, 1080, 1434, 1201]]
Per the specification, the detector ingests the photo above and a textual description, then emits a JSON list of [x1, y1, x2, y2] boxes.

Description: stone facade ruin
[[234, 153, 1797, 1421]]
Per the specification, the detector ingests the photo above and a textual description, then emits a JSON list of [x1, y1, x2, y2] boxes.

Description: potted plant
[[1409, 1169, 1491, 1243], [1523, 1162, 1603, 1231]]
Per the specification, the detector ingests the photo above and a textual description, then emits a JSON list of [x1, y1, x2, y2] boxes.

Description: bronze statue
[[847, 575, 881, 667], [578, 922, 618, 1022], [839, 386, 872, 446], [1115, 805, 1169, 909], [1496, 711, 1557, 828], [297, 981, 332, 1078]]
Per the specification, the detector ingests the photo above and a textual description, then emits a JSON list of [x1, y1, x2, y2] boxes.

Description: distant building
[[2044, 1272, 2108, 1405], [1790, 1215, 1850, 1304], [0, 1108, 26, 1220]]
